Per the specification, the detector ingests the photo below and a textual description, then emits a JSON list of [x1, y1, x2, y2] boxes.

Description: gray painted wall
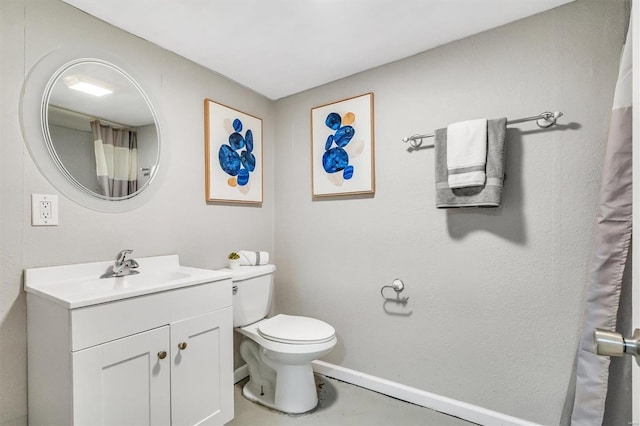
[[0, 0, 274, 424], [273, 1, 628, 425]]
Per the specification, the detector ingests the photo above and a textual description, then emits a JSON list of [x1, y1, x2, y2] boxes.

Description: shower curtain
[[571, 13, 632, 426], [91, 120, 138, 197]]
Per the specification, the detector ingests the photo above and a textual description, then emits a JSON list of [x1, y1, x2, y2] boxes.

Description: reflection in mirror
[[45, 60, 159, 200]]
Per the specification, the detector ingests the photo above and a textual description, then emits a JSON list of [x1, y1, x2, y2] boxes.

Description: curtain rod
[[402, 111, 563, 148], [48, 104, 132, 130]]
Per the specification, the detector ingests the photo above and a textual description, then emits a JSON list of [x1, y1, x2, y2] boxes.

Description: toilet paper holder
[[380, 279, 409, 304]]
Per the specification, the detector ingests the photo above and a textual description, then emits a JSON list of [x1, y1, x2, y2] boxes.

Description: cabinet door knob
[[178, 342, 187, 350], [157, 351, 167, 360]]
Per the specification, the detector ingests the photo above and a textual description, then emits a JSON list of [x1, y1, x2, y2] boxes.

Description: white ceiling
[[61, 0, 573, 100]]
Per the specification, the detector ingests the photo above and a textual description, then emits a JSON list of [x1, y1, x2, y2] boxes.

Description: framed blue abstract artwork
[[311, 93, 375, 197], [204, 99, 263, 203]]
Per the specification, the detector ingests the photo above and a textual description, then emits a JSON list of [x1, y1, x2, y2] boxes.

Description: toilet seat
[[257, 314, 335, 345]]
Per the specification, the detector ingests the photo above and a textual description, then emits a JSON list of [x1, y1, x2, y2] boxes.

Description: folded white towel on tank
[[238, 250, 269, 265], [446, 118, 488, 188]]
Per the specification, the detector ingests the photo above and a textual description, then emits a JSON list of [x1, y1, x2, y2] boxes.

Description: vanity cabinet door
[[72, 326, 171, 425], [170, 307, 233, 426]]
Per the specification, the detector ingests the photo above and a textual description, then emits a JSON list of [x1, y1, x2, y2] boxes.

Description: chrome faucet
[[101, 249, 140, 278]]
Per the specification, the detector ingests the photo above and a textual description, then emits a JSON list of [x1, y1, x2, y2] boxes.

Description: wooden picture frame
[[204, 99, 263, 204], [311, 92, 375, 197]]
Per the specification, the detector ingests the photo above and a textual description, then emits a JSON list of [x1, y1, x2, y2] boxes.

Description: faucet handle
[[116, 249, 134, 263]]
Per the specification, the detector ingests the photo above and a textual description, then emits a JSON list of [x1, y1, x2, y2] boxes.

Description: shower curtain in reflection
[[90, 120, 138, 197], [571, 14, 632, 426]]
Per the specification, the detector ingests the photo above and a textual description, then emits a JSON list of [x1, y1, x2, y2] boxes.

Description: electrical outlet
[[41, 201, 52, 219], [32, 194, 59, 226]]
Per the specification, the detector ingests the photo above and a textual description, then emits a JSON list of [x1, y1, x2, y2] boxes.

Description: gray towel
[[434, 117, 507, 208]]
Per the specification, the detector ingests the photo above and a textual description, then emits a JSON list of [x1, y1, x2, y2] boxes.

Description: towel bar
[[402, 111, 563, 148]]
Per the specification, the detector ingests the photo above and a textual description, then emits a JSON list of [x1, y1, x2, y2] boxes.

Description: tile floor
[[228, 375, 475, 426]]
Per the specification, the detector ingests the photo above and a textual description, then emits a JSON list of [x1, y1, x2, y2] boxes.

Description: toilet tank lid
[[224, 264, 276, 281]]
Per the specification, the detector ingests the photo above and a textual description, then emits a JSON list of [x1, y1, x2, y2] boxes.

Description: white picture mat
[[311, 93, 374, 196], [206, 100, 263, 203]]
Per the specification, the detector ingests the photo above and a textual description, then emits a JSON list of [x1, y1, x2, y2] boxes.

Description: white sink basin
[[101, 270, 190, 286], [24, 255, 231, 308]]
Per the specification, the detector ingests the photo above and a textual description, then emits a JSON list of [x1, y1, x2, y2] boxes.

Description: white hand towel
[[446, 118, 488, 188], [238, 250, 270, 266]]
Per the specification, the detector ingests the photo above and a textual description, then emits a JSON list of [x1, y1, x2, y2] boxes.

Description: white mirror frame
[[20, 47, 166, 213]]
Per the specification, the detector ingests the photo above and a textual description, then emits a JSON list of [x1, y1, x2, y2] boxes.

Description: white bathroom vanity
[[24, 255, 234, 425]]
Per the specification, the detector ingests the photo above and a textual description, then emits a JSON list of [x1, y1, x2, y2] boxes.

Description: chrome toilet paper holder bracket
[[381, 279, 409, 304]]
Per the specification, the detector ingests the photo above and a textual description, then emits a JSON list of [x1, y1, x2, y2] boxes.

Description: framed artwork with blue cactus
[[311, 93, 375, 197], [204, 99, 263, 203]]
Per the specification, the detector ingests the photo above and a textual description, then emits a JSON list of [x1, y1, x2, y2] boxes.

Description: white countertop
[[24, 254, 232, 309]]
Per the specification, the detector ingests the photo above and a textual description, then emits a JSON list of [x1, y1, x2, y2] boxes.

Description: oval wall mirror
[[44, 59, 159, 200], [21, 48, 165, 213]]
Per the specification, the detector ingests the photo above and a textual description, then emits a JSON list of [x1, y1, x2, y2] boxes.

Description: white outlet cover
[[31, 194, 59, 226]]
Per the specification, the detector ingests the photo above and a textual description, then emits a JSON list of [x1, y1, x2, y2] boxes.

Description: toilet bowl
[[237, 314, 336, 413], [226, 264, 336, 414]]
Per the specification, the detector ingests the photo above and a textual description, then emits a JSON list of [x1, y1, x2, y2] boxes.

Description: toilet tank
[[229, 264, 276, 327]]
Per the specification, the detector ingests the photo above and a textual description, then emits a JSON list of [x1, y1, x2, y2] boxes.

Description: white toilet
[[228, 264, 336, 414]]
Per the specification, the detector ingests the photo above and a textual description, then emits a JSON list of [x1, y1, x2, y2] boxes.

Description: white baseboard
[[311, 360, 541, 426], [234, 364, 249, 383], [234, 360, 540, 426]]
